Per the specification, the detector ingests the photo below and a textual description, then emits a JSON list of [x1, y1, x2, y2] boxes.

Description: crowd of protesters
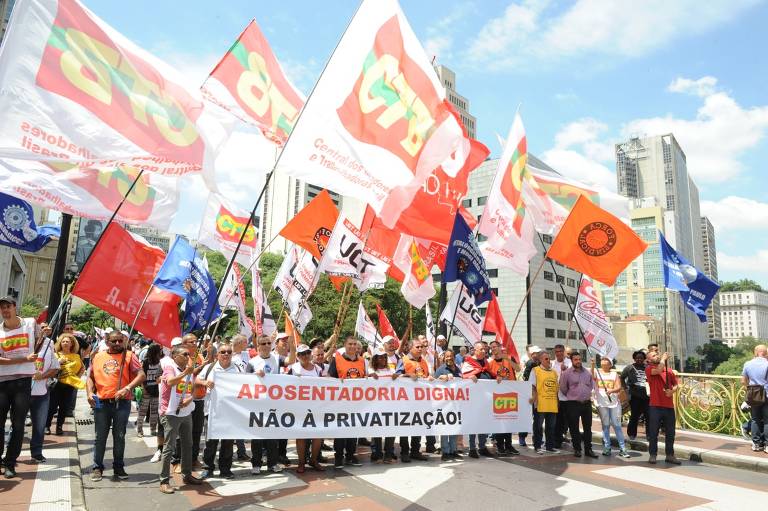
[[1, 295, 688, 489]]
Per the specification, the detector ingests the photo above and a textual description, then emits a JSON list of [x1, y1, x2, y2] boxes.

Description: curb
[[591, 432, 768, 474], [68, 415, 88, 511]]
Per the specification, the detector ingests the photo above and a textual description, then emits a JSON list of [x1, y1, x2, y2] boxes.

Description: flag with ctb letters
[[547, 196, 648, 287], [198, 193, 258, 268]]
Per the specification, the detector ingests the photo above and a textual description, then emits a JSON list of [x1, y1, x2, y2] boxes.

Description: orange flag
[[547, 195, 647, 286], [284, 314, 301, 347], [279, 189, 338, 258], [482, 293, 519, 366]]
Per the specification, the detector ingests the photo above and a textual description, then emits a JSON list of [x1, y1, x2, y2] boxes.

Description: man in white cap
[[436, 334, 448, 355], [382, 336, 401, 372]]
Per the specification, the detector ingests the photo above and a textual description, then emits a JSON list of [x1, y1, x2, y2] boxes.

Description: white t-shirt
[[247, 353, 283, 375], [0, 317, 38, 380], [289, 362, 323, 377], [200, 361, 241, 415], [552, 356, 573, 401], [31, 338, 60, 396], [368, 367, 395, 377], [594, 370, 621, 409]]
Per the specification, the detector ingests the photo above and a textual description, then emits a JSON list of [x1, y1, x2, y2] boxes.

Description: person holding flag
[[328, 336, 367, 468], [395, 337, 433, 463], [646, 350, 681, 465]]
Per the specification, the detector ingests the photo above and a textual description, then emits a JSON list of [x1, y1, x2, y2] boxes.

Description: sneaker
[[251, 466, 262, 475], [137, 431, 144, 438], [91, 468, 103, 482], [358, 438, 371, 446], [618, 450, 631, 459], [199, 469, 211, 480], [150, 450, 162, 463], [546, 448, 560, 454], [536, 448, 545, 455], [159, 482, 175, 494], [441, 453, 451, 462], [451, 452, 463, 460], [237, 453, 251, 461], [182, 474, 203, 485], [508, 446, 520, 455], [410, 452, 429, 461], [519, 440, 528, 448], [764, 445, 768, 454], [573, 450, 582, 458], [334, 459, 345, 469], [269, 464, 283, 473], [45, 427, 51, 435], [584, 451, 599, 459], [602, 448, 611, 456], [425, 445, 437, 454], [478, 448, 497, 458], [753, 442, 763, 452], [665, 456, 681, 465], [31, 455, 47, 463], [468, 449, 479, 459], [113, 468, 129, 480], [278, 455, 291, 466], [321, 443, 333, 451], [220, 472, 235, 480], [648, 454, 657, 464], [345, 456, 362, 467], [4, 466, 17, 479]]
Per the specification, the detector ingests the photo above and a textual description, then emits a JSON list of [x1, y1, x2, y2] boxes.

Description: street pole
[[47, 213, 72, 337]]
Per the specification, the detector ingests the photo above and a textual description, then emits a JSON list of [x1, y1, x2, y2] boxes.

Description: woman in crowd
[[434, 350, 462, 461], [46, 333, 85, 435], [592, 358, 630, 458], [289, 344, 325, 473], [368, 347, 398, 464], [137, 343, 163, 440]]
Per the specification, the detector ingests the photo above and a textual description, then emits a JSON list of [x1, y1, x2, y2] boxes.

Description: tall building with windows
[[434, 65, 476, 139], [720, 290, 768, 346], [700, 216, 721, 339], [612, 134, 708, 358], [0, 0, 14, 44]]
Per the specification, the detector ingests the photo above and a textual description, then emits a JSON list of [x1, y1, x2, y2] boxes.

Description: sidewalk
[[591, 418, 768, 473]]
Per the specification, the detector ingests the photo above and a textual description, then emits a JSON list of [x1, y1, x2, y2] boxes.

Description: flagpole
[[536, 233, 612, 402], [199, 2, 364, 335], [509, 257, 546, 333]]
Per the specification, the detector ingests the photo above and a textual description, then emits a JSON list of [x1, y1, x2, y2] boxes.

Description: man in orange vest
[[396, 337, 434, 463], [86, 330, 146, 482], [328, 336, 367, 469], [488, 340, 519, 456]]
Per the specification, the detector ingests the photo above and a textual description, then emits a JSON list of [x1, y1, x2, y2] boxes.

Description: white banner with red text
[[207, 373, 532, 439]]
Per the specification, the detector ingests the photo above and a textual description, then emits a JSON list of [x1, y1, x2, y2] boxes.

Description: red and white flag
[[355, 301, 381, 348], [276, 0, 471, 227], [219, 264, 256, 338], [392, 234, 436, 309], [272, 244, 317, 333], [574, 277, 618, 360], [198, 193, 259, 267], [482, 293, 520, 364], [376, 303, 399, 341], [0, 0, 231, 176], [320, 215, 389, 291], [251, 267, 276, 336]]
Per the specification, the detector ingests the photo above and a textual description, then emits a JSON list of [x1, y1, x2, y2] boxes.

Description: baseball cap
[[276, 332, 289, 340], [437, 334, 446, 340], [372, 346, 387, 357], [529, 345, 542, 353], [170, 337, 183, 347], [297, 344, 311, 354], [0, 296, 17, 306]]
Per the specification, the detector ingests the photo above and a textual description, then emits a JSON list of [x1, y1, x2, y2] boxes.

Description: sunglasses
[[298, 351, 311, 355], [177, 352, 190, 358], [258, 343, 271, 346], [218, 350, 233, 354]]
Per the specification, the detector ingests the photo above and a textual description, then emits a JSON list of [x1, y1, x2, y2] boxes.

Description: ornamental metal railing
[[674, 373, 751, 437]]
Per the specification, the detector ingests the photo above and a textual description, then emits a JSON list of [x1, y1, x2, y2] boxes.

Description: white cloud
[[668, 76, 718, 97], [467, 0, 760, 70], [701, 196, 768, 232], [423, 3, 475, 62], [718, 250, 768, 278], [623, 84, 768, 183], [279, 58, 319, 96], [540, 147, 617, 191]]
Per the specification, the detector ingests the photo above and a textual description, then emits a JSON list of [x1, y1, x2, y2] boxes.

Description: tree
[[695, 340, 732, 372], [719, 279, 765, 293], [68, 304, 113, 334], [20, 296, 44, 318], [684, 356, 702, 373], [714, 336, 760, 376]]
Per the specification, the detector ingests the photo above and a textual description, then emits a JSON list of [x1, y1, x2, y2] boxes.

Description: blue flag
[[0, 192, 60, 252], [660, 231, 720, 322], [153, 236, 195, 298], [183, 255, 221, 333], [444, 214, 492, 305]]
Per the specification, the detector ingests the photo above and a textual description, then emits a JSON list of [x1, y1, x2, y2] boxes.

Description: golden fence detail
[[674, 373, 751, 437]]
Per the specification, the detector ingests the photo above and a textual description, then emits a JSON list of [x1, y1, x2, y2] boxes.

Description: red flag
[[483, 293, 520, 364], [376, 303, 399, 341], [72, 223, 181, 346]]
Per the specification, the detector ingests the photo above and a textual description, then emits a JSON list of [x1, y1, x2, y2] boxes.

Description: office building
[[613, 134, 708, 358], [125, 224, 172, 252], [0, 0, 14, 44], [700, 216, 721, 339], [720, 290, 768, 346], [434, 65, 476, 139]]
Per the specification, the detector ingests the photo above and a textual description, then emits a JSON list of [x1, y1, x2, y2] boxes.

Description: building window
[[567, 278, 576, 287], [557, 330, 567, 339], [545, 309, 555, 319], [461, 198, 472, 207], [491, 287, 498, 297], [556, 275, 564, 284], [487, 269, 498, 278], [557, 311, 566, 321], [477, 196, 487, 206], [556, 293, 566, 303], [544, 290, 554, 300], [568, 331, 577, 340], [545, 328, 555, 338], [544, 271, 554, 281]]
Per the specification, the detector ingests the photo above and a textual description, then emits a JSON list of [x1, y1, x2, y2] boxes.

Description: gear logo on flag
[[313, 227, 332, 254], [578, 222, 617, 257]]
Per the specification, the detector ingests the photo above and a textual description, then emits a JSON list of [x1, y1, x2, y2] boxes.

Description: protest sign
[[208, 373, 532, 439]]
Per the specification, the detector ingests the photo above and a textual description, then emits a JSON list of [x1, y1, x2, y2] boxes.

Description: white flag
[[0, 0, 231, 176], [355, 301, 380, 348], [574, 277, 618, 360], [273, 244, 320, 333], [392, 234, 436, 309], [251, 267, 276, 336], [439, 285, 483, 346], [425, 302, 435, 342], [320, 215, 389, 291], [276, 0, 471, 227], [198, 193, 259, 268]]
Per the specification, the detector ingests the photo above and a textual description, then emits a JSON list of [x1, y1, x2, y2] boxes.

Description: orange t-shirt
[[333, 353, 366, 380], [91, 351, 140, 399], [402, 355, 430, 378], [488, 358, 516, 380]]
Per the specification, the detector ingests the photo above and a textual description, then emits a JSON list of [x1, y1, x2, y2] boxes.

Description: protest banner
[[207, 373, 532, 439]]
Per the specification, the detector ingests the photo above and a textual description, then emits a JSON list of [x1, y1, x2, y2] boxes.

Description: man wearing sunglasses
[[87, 330, 145, 482], [197, 341, 241, 480]]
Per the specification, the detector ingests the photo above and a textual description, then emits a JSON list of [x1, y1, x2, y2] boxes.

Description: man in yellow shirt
[[529, 351, 559, 454]]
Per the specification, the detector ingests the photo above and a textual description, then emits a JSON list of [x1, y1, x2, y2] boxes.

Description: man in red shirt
[[645, 351, 680, 465]]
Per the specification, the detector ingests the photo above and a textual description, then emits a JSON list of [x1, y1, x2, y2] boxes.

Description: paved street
[[6, 392, 768, 511]]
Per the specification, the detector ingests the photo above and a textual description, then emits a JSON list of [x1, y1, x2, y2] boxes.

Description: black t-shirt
[[142, 360, 163, 397]]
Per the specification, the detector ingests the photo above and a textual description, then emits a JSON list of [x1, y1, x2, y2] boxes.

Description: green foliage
[[20, 296, 45, 318], [69, 303, 112, 334], [719, 279, 765, 293], [714, 336, 761, 375], [684, 356, 702, 373], [695, 340, 732, 370]]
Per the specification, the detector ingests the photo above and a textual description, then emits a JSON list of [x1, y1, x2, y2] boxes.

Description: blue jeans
[[441, 435, 457, 454], [469, 434, 487, 451], [647, 406, 675, 456], [533, 410, 556, 450], [93, 399, 132, 470], [30, 392, 51, 457], [598, 406, 626, 450]]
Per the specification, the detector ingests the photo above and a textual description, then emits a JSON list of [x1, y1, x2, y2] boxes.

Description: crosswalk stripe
[[29, 447, 72, 511]]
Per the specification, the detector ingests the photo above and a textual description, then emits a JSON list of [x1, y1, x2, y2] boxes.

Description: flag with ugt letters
[[0, 0, 231, 175], [276, 0, 472, 227]]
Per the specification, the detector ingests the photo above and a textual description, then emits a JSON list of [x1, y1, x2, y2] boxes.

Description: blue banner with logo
[[153, 235, 195, 298], [183, 255, 221, 333], [444, 214, 492, 305], [0, 192, 60, 252], [660, 231, 720, 322]]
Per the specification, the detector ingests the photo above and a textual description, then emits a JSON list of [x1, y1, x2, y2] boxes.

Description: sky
[[84, 0, 768, 287]]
